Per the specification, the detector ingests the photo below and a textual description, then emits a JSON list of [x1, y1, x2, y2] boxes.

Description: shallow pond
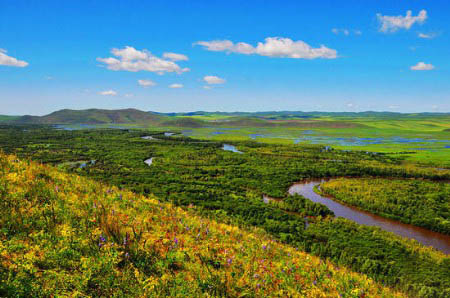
[[267, 179, 450, 254], [144, 158, 153, 166], [222, 144, 243, 154]]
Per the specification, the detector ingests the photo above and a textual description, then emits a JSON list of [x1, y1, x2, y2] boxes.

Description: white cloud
[[138, 79, 156, 87], [98, 90, 118, 96], [203, 85, 213, 90], [195, 37, 337, 59], [377, 10, 427, 33], [97, 46, 189, 74], [163, 52, 189, 61], [410, 62, 434, 71], [169, 83, 183, 88], [418, 32, 436, 39], [124, 93, 134, 98], [203, 75, 225, 85], [0, 49, 29, 67]]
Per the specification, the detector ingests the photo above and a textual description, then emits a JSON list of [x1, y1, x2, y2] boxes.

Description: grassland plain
[[0, 153, 404, 297], [1, 126, 449, 297], [320, 178, 450, 235]]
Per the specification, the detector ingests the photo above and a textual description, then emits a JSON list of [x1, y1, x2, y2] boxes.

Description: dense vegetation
[[0, 153, 403, 297], [268, 194, 334, 217], [320, 178, 450, 234], [0, 125, 449, 297]]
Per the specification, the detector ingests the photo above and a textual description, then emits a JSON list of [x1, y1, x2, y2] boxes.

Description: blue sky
[[1, 0, 449, 115]]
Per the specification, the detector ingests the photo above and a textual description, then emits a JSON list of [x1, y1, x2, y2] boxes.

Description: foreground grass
[[0, 153, 403, 297]]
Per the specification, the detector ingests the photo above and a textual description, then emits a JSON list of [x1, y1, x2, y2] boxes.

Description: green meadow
[[163, 115, 450, 167]]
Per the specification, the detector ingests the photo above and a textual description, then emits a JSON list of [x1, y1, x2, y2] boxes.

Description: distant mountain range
[[8, 109, 165, 125], [2, 108, 449, 127]]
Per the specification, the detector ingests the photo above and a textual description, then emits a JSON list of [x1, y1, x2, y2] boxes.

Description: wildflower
[[123, 232, 129, 246], [256, 284, 261, 288], [125, 252, 129, 258], [253, 273, 259, 279], [313, 280, 317, 286], [174, 237, 179, 245], [100, 235, 106, 242], [262, 245, 267, 250], [227, 258, 232, 265], [55, 186, 59, 192]]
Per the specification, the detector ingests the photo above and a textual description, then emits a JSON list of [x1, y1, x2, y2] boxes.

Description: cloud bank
[[97, 46, 189, 74], [195, 37, 337, 59]]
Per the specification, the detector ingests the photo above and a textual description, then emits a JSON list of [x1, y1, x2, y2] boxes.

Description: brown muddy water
[[268, 179, 450, 254]]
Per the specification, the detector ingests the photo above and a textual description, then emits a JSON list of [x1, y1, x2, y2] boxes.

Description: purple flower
[[174, 237, 179, 245], [262, 245, 267, 250], [256, 284, 261, 288], [100, 235, 106, 242], [125, 252, 129, 258], [313, 280, 317, 286], [227, 258, 233, 265]]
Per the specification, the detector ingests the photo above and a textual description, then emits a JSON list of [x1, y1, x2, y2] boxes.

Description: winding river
[[272, 179, 450, 254]]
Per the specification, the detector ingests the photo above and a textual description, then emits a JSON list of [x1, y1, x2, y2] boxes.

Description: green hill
[[13, 108, 165, 125]]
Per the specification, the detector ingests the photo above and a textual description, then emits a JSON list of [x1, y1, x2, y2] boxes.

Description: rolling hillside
[[0, 152, 403, 297]]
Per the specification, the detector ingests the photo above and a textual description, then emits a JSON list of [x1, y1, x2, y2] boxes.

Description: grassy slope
[[0, 153, 403, 297]]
